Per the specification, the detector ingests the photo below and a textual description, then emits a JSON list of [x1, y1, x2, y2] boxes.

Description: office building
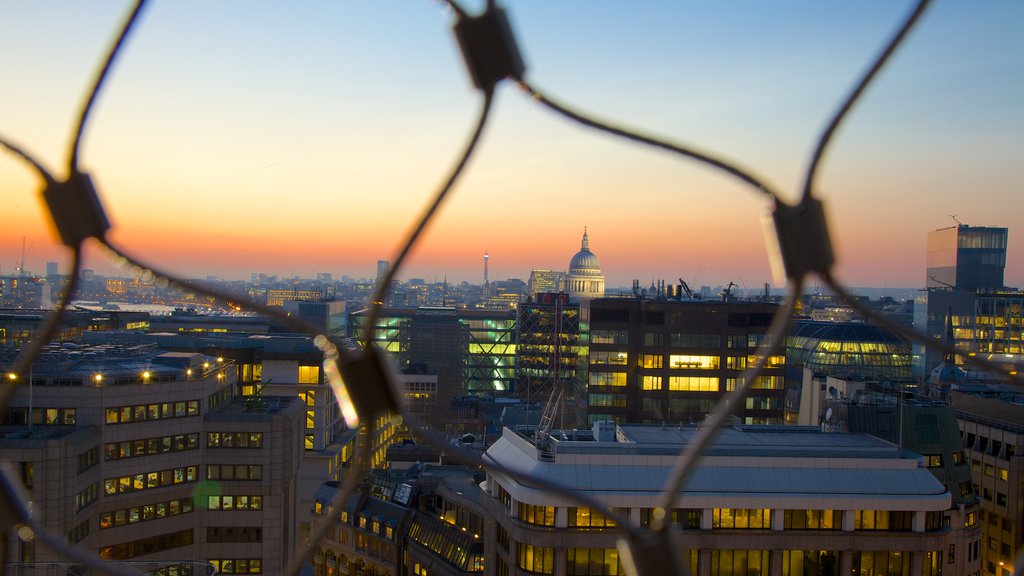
[[586, 298, 785, 425], [927, 226, 1008, 291], [527, 270, 565, 300], [483, 422, 955, 576], [0, 343, 305, 574], [515, 293, 584, 423], [916, 224, 1021, 378], [349, 307, 516, 409], [950, 388, 1024, 576]]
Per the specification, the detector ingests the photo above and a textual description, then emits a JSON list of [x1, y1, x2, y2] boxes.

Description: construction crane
[[721, 281, 737, 302], [678, 277, 695, 300]]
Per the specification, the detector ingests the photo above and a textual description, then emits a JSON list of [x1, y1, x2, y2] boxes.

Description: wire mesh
[[1, 0, 1022, 575]]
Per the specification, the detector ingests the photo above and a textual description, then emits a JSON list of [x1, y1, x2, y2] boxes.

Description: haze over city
[[2, 1, 1022, 288]]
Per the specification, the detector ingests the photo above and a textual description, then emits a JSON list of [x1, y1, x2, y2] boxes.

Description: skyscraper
[[926, 225, 1007, 291], [916, 224, 1020, 378]]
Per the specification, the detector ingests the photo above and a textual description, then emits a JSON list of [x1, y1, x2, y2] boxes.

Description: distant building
[[927, 225, 1008, 291], [527, 270, 564, 299], [283, 299, 346, 336], [586, 297, 785, 425], [483, 423, 954, 576], [565, 229, 605, 302], [916, 224, 1021, 379], [45, 261, 58, 277], [0, 276, 50, 309]]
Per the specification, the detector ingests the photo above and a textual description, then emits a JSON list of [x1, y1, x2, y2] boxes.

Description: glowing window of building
[[589, 372, 627, 387], [668, 376, 719, 392], [669, 355, 720, 370], [641, 376, 662, 390], [298, 365, 320, 384]]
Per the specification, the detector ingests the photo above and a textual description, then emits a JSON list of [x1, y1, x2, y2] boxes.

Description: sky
[[1, 1, 1022, 290]]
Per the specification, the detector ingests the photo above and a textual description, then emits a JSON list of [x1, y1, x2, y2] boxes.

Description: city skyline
[[2, 1, 1022, 289]]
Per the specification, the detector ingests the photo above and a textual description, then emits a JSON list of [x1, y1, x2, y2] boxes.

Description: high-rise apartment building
[[586, 297, 785, 425]]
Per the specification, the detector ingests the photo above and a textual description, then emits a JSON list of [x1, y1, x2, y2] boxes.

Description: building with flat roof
[[482, 423, 955, 576], [950, 387, 1024, 576], [0, 342, 305, 574], [586, 297, 785, 425]]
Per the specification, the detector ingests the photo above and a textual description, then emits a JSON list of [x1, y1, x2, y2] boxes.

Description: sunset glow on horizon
[[2, 1, 1022, 290]]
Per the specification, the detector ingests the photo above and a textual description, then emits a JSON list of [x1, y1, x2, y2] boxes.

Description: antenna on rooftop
[[949, 214, 962, 226]]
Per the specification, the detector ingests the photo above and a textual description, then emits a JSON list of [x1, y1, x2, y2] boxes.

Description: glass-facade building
[[515, 293, 584, 420], [349, 307, 516, 409], [786, 320, 912, 381], [916, 225, 1020, 378]]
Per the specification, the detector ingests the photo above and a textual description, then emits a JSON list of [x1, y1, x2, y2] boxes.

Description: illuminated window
[[298, 365, 320, 384], [668, 376, 719, 392], [669, 355, 720, 369], [589, 372, 626, 387], [641, 376, 662, 390], [518, 503, 555, 526]]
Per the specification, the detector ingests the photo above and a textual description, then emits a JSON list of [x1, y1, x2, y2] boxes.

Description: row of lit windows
[[589, 372, 626, 387], [104, 433, 198, 461], [568, 507, 617, 528], [104, 466, 198, 495], [100, 498, 194, 529], [669, 355, 719, 370], [104, 400, 199, 424], [591, 351, 628, 365], [207, 495, 263, 510], [506, 501, 941, 533], [208, 559, 262, 574], [207, 464, 262, 481], [207, 432, 263, 449]]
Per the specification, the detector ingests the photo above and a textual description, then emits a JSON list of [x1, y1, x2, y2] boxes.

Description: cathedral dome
[[566, 228, 606, 301], [568, 229, 602, 274]]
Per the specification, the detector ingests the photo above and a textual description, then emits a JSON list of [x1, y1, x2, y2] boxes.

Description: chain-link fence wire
[[2, 0, 1022, 574]]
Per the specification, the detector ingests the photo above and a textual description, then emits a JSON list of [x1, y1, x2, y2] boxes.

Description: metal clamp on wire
[[337, 345, 402, 420], [764, 197, 834, 283], [42, 171, 111, 247], [617, 528, 691, 576], [452, 3, 525, 91]]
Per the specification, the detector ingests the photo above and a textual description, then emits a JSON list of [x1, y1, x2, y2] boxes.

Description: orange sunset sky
[[2, 1, 1022, 289]]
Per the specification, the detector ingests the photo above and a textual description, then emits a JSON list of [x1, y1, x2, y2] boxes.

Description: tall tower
[[483, 252, 489, 286]]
